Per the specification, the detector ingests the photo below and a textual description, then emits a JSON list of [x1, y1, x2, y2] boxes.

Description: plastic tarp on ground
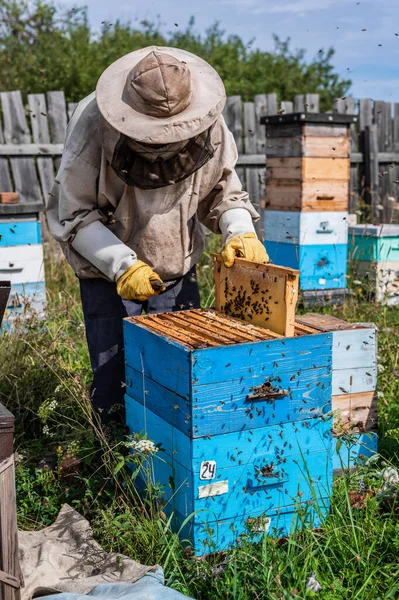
[[18, 504, 193, 600], [35, 570, 192, 600]]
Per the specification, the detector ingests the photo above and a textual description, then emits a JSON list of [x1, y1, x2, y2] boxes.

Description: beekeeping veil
[[96, 47, 226, 189]]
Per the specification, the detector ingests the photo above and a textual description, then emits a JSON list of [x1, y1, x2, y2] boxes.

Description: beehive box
[[124, 309, 333, 554], [265, 241, 348, 291], [349, 224, 399, 262], [0, 215, 46, 328], [350, 225, 399, 305], [297, 313, 378, 471], [261, 113, 357, 212], [264, 211, 349, 247]]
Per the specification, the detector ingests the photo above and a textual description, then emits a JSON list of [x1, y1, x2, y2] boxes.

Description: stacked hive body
[[261, 113, 357, 304], [349, 224, 399, 305], [297, 314, 378, 472], [0, 207, 46, 329], [124, 309, 333, 554]]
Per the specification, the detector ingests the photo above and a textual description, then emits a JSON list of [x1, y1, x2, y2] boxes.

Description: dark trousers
[[79, 267, 201, 424]]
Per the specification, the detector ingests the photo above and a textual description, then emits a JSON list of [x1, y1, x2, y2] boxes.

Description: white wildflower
[[377, 391, 385, 399], [126, 439, 159, 455], [382, 467, 399, 486], [377, 364, 385, 373], [43, 424, 50, 436], [49, 399, 58, 411], [353, 279, 363, 285], [54, 385, 62, 394], [306, 572, 321, 593]]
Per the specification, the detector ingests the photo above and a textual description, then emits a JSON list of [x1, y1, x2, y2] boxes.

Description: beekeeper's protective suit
[[47, 47, 268, 423]]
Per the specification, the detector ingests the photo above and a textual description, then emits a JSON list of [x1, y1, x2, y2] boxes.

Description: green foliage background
[[0, 1, 351, 109]]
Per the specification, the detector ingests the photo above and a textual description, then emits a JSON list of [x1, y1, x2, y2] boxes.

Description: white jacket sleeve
[[72, 221, 137, 281], [219, 208, 257, 245]]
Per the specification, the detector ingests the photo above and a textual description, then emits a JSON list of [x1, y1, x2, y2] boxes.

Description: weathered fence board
[[223, 95, 244, 185], [47, 91, 67, 170], [0, 91, 42, 203], [0, 111, 12, 194], [28, 94, 54, 201]]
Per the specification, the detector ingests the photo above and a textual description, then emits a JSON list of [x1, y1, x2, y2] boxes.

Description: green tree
[[0, 0, 351, 109]]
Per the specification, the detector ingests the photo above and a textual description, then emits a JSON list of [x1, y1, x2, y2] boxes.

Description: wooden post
[[0, 404, 21, 600]]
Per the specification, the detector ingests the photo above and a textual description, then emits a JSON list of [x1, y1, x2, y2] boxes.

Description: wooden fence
[[0, 90, 399, 228]]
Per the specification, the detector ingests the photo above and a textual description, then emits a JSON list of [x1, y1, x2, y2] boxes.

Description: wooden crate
[[124, 309, 333, 554], [0, 404, 21, 599], [262, 113, 356, 212], [213, 255, 299, 336]]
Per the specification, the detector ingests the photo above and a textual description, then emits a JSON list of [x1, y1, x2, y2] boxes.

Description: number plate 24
[[200, 460, 216, 480]]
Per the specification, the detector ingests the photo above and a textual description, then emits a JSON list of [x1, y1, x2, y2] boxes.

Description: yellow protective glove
[[222, 232, 269, 268], [116, 260, 165, 301]]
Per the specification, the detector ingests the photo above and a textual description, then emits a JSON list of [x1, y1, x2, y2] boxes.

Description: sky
[[59, 0, 399, 102]]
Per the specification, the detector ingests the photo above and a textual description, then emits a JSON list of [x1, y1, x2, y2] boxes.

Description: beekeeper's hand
[[116, 261, 165, 301], [222, 233, 269, 268]]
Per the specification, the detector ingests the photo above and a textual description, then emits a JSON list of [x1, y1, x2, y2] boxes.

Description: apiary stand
[[124, 309, 333, 554]]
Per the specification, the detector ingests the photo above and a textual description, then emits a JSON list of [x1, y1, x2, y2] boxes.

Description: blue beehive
[[124, 309, 333, 554], [0, 214, 46, 329], [264, 211, 349, 291]]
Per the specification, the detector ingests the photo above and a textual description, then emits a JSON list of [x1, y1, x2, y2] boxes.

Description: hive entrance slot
[[246, 380, 288, 402]]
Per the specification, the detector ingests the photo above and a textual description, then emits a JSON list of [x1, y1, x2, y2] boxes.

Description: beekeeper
[[47, 47, 268, 424]]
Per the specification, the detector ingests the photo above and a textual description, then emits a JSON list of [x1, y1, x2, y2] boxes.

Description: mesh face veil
[[109, 125, 216, 190]]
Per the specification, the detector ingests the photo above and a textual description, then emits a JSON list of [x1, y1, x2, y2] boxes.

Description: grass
[[2, 237, 399, 599]]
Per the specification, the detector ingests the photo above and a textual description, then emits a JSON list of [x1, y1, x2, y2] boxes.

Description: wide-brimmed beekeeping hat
[[96, 46, 226, 145]]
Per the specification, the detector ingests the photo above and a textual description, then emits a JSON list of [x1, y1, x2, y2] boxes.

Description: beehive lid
[[261, 112, 357, 126], [296, 313, 375, 332], [213, 255, 299, 337], [0, 202, 42, 216], [349, 224, 399, 238], [128, 309, 318, 350]]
